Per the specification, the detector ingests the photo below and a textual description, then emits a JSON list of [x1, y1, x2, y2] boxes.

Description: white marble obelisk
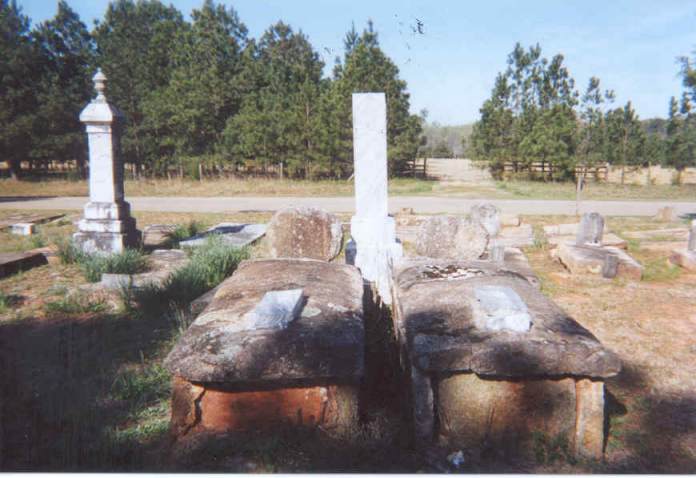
[[73, 69, 140, 254], [348, 93, 402, 303]]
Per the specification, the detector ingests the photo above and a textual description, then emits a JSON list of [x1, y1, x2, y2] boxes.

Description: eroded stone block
[[557, 243, 643, 280], [265, 208, 342, 261], [438, 374, 577, 457], [416, 216, 488, 260], [0, 251, 48, 278]]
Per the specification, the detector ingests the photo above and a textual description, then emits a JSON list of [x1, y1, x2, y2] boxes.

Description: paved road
[[1, 195, 695, 217]]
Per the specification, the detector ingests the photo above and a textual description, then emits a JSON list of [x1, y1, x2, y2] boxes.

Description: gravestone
[[265, 208, 341, 261], [470, 202, 501, 238], [669, 220, 696, 271], [415, 216, 488, 260], [348, 93, 402, 303], [576, 212, 604, 246], [181, 223, 267, 250], [73, 69, 141, 254]]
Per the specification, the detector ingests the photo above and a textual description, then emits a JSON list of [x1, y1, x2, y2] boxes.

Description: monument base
[[74, 200, 141, 254], [349, 216, 402, 304], [73, 230, 141, 255]]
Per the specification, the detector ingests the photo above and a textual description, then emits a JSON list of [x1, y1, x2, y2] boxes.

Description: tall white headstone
[[348, 93, 402, 303], [73, 69, 140, 254]]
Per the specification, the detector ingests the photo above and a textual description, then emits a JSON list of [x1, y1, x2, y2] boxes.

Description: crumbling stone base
[[170, 377, 359, 440], [424, 373, 605, 460]]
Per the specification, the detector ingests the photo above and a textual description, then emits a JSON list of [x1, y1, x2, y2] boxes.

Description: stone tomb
[[669, 220, 696, 271], [165, 259, 364, 439], [0, 251, 48, 278], [390, 260, 621, 459], [554, 212, 642, 279]]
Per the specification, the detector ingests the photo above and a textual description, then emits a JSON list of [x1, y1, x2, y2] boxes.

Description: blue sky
[[18, 0, 696, 124]]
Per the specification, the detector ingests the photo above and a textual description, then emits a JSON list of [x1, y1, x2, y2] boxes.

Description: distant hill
[[421, 122, 474, 157]]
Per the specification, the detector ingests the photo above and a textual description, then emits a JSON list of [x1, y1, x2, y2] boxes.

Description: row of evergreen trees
[[0, 0, 423, 179], [469, 43, 696, 180]]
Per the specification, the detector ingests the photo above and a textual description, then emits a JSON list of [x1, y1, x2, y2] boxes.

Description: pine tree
[[0, 0, 39, 179], [317, 21, 423, 177], [144, 0, 247, 176], [223, 21, 324, 177], [31, 1, 94, 175], [93, 0, 186, 175]]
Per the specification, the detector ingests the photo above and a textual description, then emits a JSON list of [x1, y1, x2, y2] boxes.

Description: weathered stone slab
[[416, 216, 488, 260], [391, 260, 621, 378], [265, 208, 342, 261], [473, 285, 532, 332], [180, 223, 267, 249], [557, 242, 643, 280], [0, 251, 48, 278], [100, 249, 189, 289], [165, 259, 364, 385], [469, 202, 501, 238], [0, 213, 65, 230], [10, 223, 36, 235], [574, 379, 606, 459], [546, 232, 627, 250], [497, 223, 534, 248], [576, 212, 604, 245], [142, 224, 177, 248], [670, 249, 696, 271]]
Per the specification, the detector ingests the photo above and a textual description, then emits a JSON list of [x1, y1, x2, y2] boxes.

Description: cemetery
[[2, 2, 696, 473], [0, 69, 695, 473]]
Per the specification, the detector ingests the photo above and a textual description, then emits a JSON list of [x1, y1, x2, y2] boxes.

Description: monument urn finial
[[93, 68, 107, 101]]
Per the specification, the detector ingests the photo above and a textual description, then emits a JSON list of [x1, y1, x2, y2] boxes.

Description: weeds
[[111, 364, 171, 409], [44, 293, 108, 315], [642, 258, 682, 282], [121, 236, 249, 318], [0, 290, 9, 314], [56, 238, 86, 264], [80, 249, 150, 282], [166, 220, 204, 247]]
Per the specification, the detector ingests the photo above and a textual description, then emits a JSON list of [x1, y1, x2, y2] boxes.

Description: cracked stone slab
[[391, 259, 621, 379], [164, 259, 364, 385]]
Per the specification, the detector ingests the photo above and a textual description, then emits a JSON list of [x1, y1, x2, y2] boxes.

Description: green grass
[[111, 364, 171, 410], [0, 290, 9, 314], [165, 220, 205, 247], [44, 293, 108, 315], [80, 249, 150, 283], [122, 235, 249, 318], [55, 241, 150, 282], [641, 258, 682, 282]]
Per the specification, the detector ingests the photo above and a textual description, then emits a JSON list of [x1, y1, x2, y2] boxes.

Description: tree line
[[469, 43, 696, 181], [0, 0, 423, 180]]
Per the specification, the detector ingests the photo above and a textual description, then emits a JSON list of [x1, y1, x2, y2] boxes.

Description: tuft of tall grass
[[80, 249, 150, 283], [0, 291, 9, 314], [121, 235, 249, 318], [44, 293, 108, 315], [111, 364, 171, 410], [166, 220, 204, 247], [55, 238, 86, 265]]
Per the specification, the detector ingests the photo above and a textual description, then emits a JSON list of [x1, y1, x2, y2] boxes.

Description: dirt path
[[1, 195, 696, 217]]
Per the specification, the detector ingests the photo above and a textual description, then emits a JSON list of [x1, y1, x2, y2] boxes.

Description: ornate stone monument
[[348, 93, 402, 303], [73, 69, 140, 254]]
